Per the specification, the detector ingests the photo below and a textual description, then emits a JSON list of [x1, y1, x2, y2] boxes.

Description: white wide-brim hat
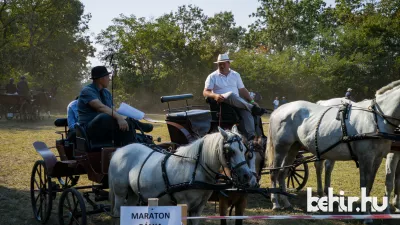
[[347, 88, 352, 91], [214, 53, 233, 63]]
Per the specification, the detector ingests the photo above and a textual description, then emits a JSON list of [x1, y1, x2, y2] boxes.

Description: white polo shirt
[[204, 69, 245, 95]]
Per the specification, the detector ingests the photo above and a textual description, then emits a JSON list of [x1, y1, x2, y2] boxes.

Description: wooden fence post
[[178, 204, 187, 225], [148, 198, 159, 206]]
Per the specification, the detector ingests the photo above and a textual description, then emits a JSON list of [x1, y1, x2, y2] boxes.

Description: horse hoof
[[283, 206, 294, 211], [363, 219, 373, 224], [272, 206, 283, 211]]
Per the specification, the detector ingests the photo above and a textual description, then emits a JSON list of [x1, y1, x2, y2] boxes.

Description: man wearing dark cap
[[5, 78, 17, 94], [17, 76, 30, 97], [78, 66, 145, 146]]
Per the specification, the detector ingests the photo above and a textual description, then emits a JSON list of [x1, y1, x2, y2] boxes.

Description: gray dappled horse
[[108, 126, 257, 225], [267, 81, 400, 222], [315, 97, 400, 213]]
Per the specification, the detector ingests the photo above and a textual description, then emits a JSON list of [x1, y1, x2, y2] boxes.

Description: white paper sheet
[[117, 102, 145, 120], [221, 91, 232, 99]]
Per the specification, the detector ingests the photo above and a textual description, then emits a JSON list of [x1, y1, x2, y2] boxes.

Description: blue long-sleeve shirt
[[67, 100, 78, 130]]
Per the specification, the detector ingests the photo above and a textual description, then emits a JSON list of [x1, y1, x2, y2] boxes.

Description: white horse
[[314, 97, 355, 197], [267, 81, 400, 221], [108, 125, 257, 225], [315, 97, 400, 213]]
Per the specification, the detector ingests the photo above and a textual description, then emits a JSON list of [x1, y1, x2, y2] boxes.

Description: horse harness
[[136, 135, 249, 205], [314, 99, 400, 168]]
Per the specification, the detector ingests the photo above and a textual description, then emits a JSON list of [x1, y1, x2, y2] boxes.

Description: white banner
[[120, 206, 182, 225]]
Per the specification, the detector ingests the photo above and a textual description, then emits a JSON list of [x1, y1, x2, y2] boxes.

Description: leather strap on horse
[[337, 103, 359, 168], [315, 107, 332, 160], [137, 150, 157, 205], [161, 153, 178, 205]]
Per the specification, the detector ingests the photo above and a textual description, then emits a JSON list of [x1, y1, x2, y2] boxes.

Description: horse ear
[[218, 126, 228, 139], [231, 125, 239, 134]]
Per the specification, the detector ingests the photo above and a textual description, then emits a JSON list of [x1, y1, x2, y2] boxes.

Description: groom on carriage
[[203, 53, 267, 151], [77, 66, 153, 147]]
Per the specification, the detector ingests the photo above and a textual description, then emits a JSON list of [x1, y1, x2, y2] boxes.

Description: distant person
[[5, 78, 17, 94], [17, 76, 30, 97], [281, 96, 287, 105], [345, 88, 355, 101], [273, 97, 279, 110], [67, 96, 79, 141]]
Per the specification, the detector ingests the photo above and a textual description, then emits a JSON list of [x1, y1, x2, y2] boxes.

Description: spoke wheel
[[286, 157, 309, 191], [58, 188, 87, 225], [30, 160, 53, 223], [58, 176, 80, 189]]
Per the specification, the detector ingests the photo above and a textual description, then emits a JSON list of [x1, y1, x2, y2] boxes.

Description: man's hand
[[214, 94, 225, 103], [117, 118, 129, 131]]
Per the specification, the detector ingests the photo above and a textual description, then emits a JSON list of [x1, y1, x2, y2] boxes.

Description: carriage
[[30, 93, 305, 224], [0, 91, 51, 120]]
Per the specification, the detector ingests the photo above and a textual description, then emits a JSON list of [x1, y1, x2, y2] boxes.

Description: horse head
[[217, 125, 258, 188]]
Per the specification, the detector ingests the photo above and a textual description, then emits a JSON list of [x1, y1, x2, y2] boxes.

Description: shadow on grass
[[0, 116, 59, 131], [0, 185, 116, 225]]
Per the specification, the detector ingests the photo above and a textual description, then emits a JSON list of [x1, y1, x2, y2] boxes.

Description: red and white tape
[[185, 214, 400, 220]]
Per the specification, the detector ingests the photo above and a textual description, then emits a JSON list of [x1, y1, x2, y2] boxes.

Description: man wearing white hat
[[203, 53, 266, 141], [345, 88, 354, 101]]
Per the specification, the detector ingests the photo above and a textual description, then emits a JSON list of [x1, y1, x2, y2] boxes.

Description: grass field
[[0, 115, 396, 225]]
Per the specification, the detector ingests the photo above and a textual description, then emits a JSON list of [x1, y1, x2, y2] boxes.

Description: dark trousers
[[66, 128, 76, 144], [86, 113, 136, 147]]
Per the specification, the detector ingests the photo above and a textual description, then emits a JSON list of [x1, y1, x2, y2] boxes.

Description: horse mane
[[174, 133, 223, 162], [376, 80, 400, 96]]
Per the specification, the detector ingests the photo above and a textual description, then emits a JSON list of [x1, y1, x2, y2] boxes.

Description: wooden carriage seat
[[75, 123, 113, 153], [206, 98, 241, 124], [166, 109, 212, 139]]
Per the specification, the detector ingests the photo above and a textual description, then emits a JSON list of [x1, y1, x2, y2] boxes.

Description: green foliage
[[0, 0, 94, 103], [3, 0, 400, 110]]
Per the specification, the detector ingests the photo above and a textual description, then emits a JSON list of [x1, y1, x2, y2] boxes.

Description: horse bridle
[[221, 135, 250, 185]]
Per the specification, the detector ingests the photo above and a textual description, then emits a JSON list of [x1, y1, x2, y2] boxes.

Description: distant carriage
[[0, 90, 53, 120]]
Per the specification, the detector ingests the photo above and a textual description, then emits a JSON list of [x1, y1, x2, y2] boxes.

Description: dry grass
[[0, 115, 396, 225]]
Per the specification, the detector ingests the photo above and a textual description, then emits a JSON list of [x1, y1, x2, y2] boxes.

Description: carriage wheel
[[58, 188, 87, 225], [286, 157, 309, 191], [58, 176, 80, 189], [30, 160, 53, 224]]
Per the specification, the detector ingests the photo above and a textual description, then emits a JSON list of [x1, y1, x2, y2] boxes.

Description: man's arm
[[88, 99, 129, 131], [203, 88, 224, 103], [239, 88, 253, 103]]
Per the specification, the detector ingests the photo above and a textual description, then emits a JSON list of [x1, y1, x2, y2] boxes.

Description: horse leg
[[385, 153, 396, 213], [280, 143, 300, 209], [270, 143, 290, 210], [394, 156, 400, 213], [126, 187, 138, 206], [314, 159, 324, 197], [361, 155, 382, 224], [324, 160, 335, 196], [218, 194, 230, 225], [188, 197, 210, 225], [234, 194, 247, 225]]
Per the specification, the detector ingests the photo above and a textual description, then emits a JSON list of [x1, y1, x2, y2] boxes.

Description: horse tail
[[266, 116, 275, 167]]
